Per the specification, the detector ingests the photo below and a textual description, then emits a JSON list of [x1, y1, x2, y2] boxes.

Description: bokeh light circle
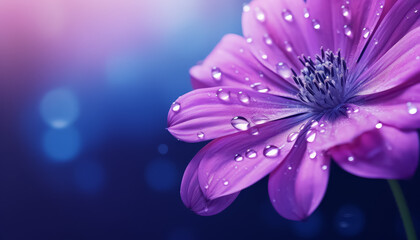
[[40, 88, 79, 129], [334, 204, 365, 237], [43, 127, 81, 162]]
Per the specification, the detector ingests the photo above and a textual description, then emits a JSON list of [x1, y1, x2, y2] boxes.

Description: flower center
[[292, 49, 349, 112]]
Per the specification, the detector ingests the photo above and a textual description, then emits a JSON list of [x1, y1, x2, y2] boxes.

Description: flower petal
[[197, 114, 312, 200], [181, 144, 239, 216], [355, 0, 420, 74], [328, 126, 419, 179], [307, 105, 380, 153], [190, 34, 297, 96], [268, 132, 330, 221], [352, 27, 420, 95], [361, 84, 420, 130], [168, 87, 308, 142], [242, 0, 385, 72]]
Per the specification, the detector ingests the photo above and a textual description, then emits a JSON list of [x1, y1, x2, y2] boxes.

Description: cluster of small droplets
[[292, 48, 349, 111]]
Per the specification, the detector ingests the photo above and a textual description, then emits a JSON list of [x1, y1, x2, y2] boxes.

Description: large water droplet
[[276, 62, 292, 78], [287, 132, 298, 142], [306, 130, 317, 143], [312, 19, 321, 30], [231, 116, 250, 131], [282, 9, 294, 22], [407, 102, 418, 115], [255, 8, 266, 22], [211, 67, 222, 81], [309, 150, 317, 159], [344, 25, 353, 37], [171, 102, 181, 112], [217, 88, 230, 101], [234, 154, 244, 162], [251, 83, 270, 93], [303, 8, 310, 18], [252, 115, 269, 125], [362, 27, 370, 39], [263, 145, 280, 158], [246, 149, 257, 159], [375, 122, 383, 129], [348, 156, 355, 162], [197, 131, 205, 139], [263, 34, 273, 45], [238, 91, 250, 104]]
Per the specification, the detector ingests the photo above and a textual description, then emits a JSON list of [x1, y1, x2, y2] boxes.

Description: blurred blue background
[[0, 0, 419, 239]]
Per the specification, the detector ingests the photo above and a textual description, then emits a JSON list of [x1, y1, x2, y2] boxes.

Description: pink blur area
[[0, 0, 163, 69]]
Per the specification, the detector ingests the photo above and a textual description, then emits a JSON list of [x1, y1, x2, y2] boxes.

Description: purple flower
[[168, 0, 420, 220]]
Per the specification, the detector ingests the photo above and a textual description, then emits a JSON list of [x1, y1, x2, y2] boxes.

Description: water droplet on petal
[[238, 91, 250, 104], [261, 52, 268, 60], [321, 165, 328, 170], [246, 149, 257, 159], [303, 8, 310, 18], [250, 127, 259, 136], [255, 7, 266, 22], [353, 106, 360, 113], [223, 181, 229, 186], [306, 130, 316, 143], [171, 102, 181, 112], [246, 37, 253, 43], [263, 145, 280, 158], [312, 19, 321, 30], [311, 120, 319, 128], [287, 132, 298, 142], [251, 83, 270, 93], [282, 9, 294, 22], [342, 6, 350, 18], [234, 154, 244, 162], [362, 27, 370, 39], [309, 150, 317, 159], [263, 34, 273, 45], [348, 156, 355, 162], [375, 122, 383, 129], [344, 25, 353, 37], [231, 116, 250, 131], [204, 184, 209, 189], [407, 102, 418, 114], [252, 115, 269, 125], [276, 62, 292, 78], [373, 38, 379, 45], [197, 131, 205, 139], [211, 67, 222, 81], [287, 166, 292, 170], [284, 41, 293, 52], [217, 88, 230, 101], [243, 4, 250, 12]]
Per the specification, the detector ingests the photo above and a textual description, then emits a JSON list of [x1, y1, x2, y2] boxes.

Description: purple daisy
[[168, 0, 420, 220]]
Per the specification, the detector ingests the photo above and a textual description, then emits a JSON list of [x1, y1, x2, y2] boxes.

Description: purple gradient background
[[0, 0, 419, 239]]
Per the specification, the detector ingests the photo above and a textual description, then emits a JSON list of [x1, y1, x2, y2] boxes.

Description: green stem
[[388, 180, 417, 240]]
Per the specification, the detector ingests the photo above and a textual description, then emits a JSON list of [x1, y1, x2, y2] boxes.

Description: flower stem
[[388, 180, 417, 240]]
